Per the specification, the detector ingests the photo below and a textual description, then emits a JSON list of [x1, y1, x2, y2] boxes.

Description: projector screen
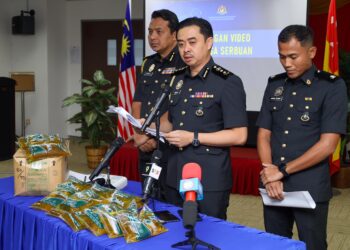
[[144, 0, 308, 111]]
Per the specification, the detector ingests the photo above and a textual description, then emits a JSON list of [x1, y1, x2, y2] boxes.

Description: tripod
[[172, 227, 220, 250]]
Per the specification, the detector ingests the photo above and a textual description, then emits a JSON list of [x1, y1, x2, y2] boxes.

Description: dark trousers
[[165, 185, 231, 220], [263, 202, 329, 250]]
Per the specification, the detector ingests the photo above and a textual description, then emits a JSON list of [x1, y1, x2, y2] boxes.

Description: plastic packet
[[116, 200, 152, 243], [96, 203, 123, 238], [139, 204, 168, 236], [31, 191, 67, 212], [90, 182, 115, 199], [110, 189, 144, 209], [76, 204, 108, 236]]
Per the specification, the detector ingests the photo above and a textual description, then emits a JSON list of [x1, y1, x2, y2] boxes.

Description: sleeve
[[133, 76, 144, 102], [256, 81, 272, 130], [221, 75, 248, 128], [320, 79, 348, 134]]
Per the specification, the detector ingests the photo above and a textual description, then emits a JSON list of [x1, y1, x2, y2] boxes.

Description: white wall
[[0, 0, 12, 76], [65, 0, 144, 136], [0, 0, 144, 138]]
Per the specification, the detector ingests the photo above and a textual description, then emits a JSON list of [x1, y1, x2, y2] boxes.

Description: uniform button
[[181, 111, 186, 115], [155, 80, 158, 83], [158, 69, 161, 72], [287, 117, 291, 121], [179, 122, 184, 126], [282, 144, 287, 148], [281, 156, 285, 161], [170, 100, 173, 104], [179, 147, 183, 151], [289, 104, 294, 108], [199, 101, 203, 105], [292, 92, 296, 95], [184, 99, 188, 103], [206, 148, 210, 152], [151, 91, 154, 94], [148, 102, 151, 105], [145, 114, 148, 117], [284, 130, 289, 134], [189, 88, 192, 92], [305, 106, 309, 109], [273, 106, 277, 110], [143, 80, 147, 83], [165, 79, 168, 83]]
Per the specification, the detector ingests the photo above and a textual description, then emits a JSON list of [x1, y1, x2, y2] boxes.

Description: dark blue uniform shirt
[[257, 65, 348, 201], [133, 47, 184, 162], [167, 58, 248, 191]]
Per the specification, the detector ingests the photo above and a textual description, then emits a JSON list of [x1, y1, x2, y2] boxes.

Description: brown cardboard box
[[13, 149, 67, 196]]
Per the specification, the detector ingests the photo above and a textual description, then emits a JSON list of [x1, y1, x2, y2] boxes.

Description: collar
[[155, 46, 179, 63], [185, 57, 214, 80], [287, 65, 317, 86]]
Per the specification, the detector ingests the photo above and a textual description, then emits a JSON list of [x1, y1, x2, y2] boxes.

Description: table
[[0, 177, 305, 250], [110, 142, 262, 195]]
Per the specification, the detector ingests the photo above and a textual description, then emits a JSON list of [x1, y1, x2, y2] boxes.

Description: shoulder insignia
[[268, 72, 287, 82], [140, 58, 148, 74], [315, 70, 339, 82], [172, 66, 188, 75], [211, 64, 233, 79]]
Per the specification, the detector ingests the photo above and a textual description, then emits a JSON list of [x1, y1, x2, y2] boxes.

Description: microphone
[[142, 149, 163, 202], [89, 137, 125, 181], [180, 163, 203, 229], [140, 85, 170, 132], [179, 163, 203, 201]]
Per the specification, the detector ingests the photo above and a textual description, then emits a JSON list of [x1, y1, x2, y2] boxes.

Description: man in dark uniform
[[257, 25, 348, 250], [161, 17, 248, 220], [132, 9, 184, 201]]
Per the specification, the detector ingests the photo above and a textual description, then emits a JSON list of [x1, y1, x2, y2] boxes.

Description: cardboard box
[[13, 149, 67, 196]]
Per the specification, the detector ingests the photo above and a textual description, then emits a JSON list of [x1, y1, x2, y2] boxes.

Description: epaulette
[[172, 66, 188, 75], [315, 70, 338, 82], [140, 54, 156, 73], [268, 72, 287, 82], [211, 64, 233, 79]]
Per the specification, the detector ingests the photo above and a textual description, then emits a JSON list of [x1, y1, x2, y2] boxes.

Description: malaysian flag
[[117, 0, 136, 140], [323, 0, 340, 175]]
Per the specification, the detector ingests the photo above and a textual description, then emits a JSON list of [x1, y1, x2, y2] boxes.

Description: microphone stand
[[172, 227, 220, 250]]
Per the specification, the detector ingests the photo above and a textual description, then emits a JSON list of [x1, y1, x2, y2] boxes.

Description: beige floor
[[1, 138, 350, 250]]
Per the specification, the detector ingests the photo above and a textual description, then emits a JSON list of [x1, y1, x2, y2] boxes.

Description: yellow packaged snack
[[31, 191, 67, 212], [49, 209, 86, 232]]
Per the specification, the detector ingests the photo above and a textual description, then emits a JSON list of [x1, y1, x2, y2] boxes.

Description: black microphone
[[140, 85, 170, 132], [183, 200, 198, 229], [142, 149, 163, 202], [89, 137, 125, 181]]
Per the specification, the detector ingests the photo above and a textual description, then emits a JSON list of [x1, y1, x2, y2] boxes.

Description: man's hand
[[139, 138, 157, 152], [265, 181, 284, 200], [260, 163, 283, 185], [164, 130, 193, 148]]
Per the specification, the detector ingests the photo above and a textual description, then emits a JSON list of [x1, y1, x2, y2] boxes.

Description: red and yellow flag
[[323, 0, 340, 175]]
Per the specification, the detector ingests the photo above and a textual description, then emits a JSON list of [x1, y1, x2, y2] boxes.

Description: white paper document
[[259, 188, 316, 209], [67, 170, 128, 190], [107, 105, 165, 142]]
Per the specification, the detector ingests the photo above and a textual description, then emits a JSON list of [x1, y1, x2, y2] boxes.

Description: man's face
[[177, 25, 213, 72], [278, 37, 316, 79], [148, 17, 176, 56]]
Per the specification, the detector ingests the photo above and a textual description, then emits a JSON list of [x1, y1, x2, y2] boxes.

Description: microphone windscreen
[[182, 200, 198, 229], [182, 162, 202, 181]]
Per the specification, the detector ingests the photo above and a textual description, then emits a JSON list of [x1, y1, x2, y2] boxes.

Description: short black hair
[[177, 17, 213, 40], [278, 25, 314, 47], [151, 9, 179, 33]]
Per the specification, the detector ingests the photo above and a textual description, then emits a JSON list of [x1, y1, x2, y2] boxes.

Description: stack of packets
[[31, 176, 168, 243], [14, 134, 71, 196], [17, 134, 71, 163]]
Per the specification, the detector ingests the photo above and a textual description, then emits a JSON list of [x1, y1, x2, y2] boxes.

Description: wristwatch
[[192, 131, 200, 147], [279, 163, 289, 178]]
